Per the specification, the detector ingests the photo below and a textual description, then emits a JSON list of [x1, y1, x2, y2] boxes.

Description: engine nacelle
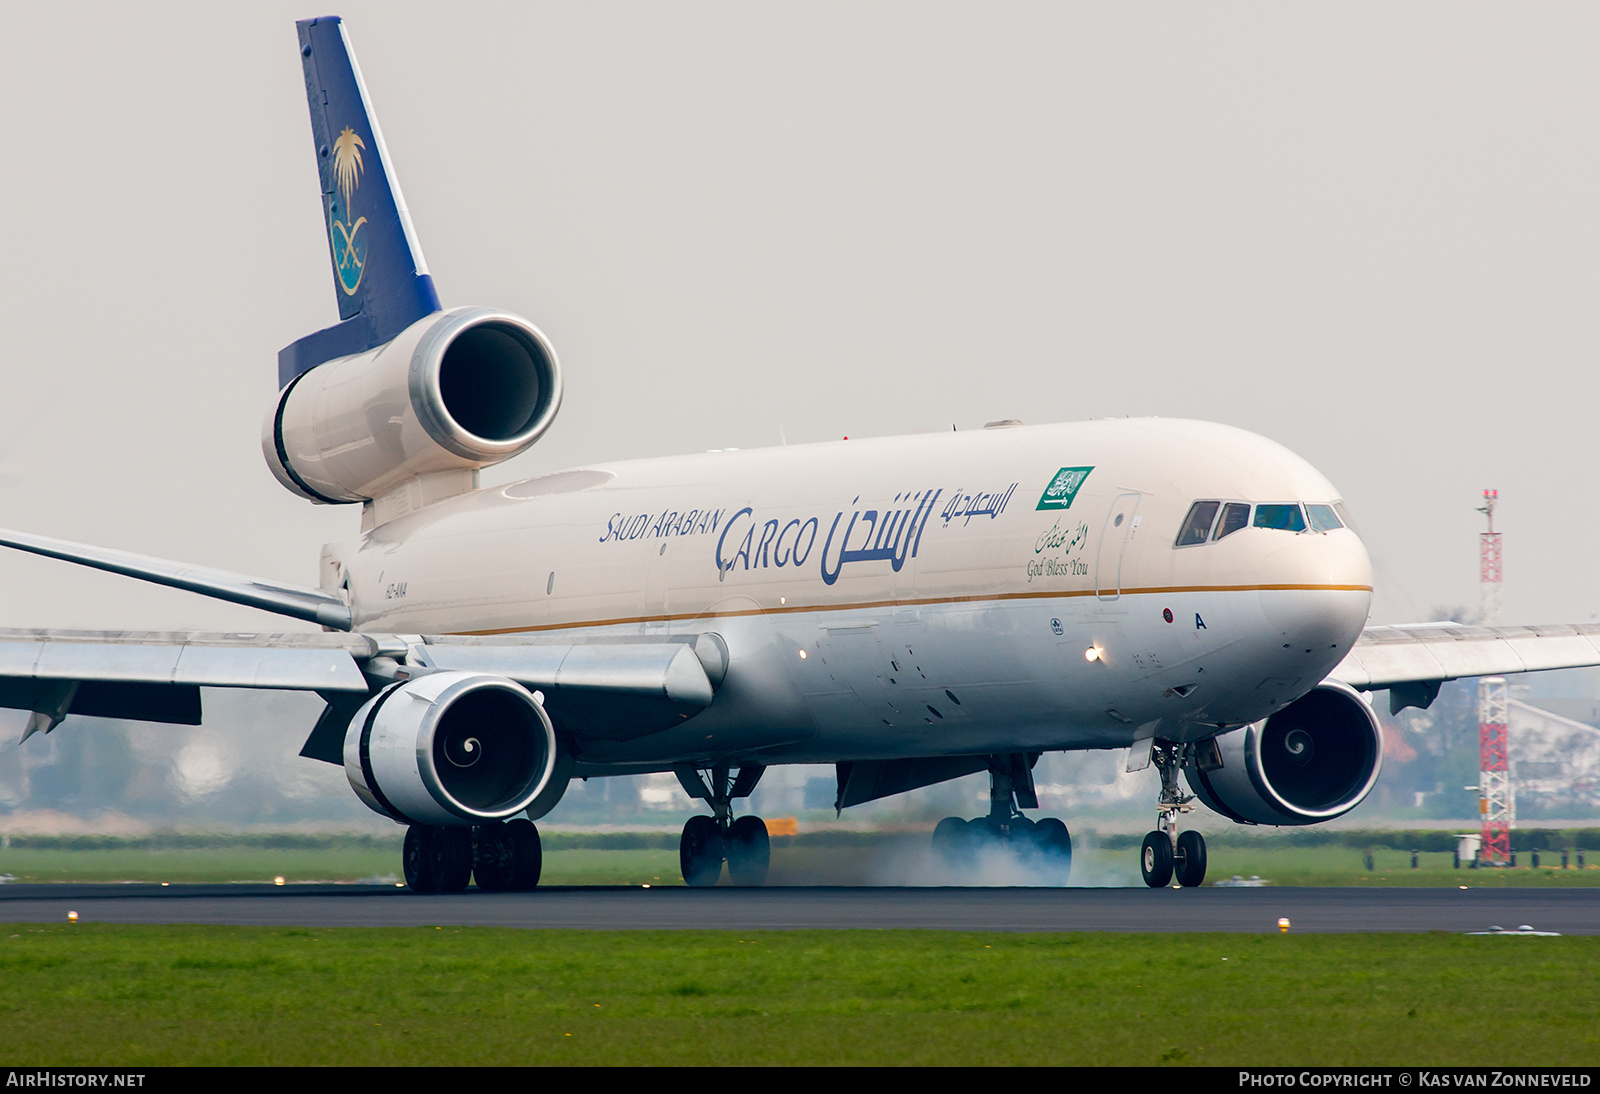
[[265, 307, 562, 504], [343, 671, 558, 827], [1184, 680, 1382, 826]]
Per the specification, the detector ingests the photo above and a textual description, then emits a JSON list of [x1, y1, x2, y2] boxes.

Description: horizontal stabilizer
[[0, 528, 353, 630]]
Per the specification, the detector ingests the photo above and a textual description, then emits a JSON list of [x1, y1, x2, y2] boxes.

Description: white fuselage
[[334, 418, 1373, 768]]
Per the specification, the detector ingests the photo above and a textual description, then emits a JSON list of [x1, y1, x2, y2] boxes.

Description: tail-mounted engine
[[1184, 680, 1383, 826], [265, 307, 562, 504], [343, 670, 558, 827]]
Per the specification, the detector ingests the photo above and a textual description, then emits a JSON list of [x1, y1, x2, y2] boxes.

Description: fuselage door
[[1096, 492, 1142, 600]]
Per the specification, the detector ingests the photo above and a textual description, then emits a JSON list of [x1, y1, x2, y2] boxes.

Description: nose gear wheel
[[1140, 739, 1209, 888]]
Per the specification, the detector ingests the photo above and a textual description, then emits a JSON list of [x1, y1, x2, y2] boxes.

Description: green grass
[[0, 926, 1595, 1065], [0, 847, 684, 886], [4, 839, 1599, 886], [542, 849, 684, 886], [0, 846, 403, 885], [1197, 846, 1600, 887]]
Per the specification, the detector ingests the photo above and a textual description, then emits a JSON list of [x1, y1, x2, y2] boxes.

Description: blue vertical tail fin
[[278, 16, 442, 387]]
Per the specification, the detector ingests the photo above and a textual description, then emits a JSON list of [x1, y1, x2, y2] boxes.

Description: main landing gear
[[675, 764, 771, 887], [932, 754, 1073, 882], [1138, 740, 1208, 888], [402, 819, 543, 893]]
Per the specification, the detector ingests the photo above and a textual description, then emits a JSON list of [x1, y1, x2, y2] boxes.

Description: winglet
[[278, 16, 442, 387]]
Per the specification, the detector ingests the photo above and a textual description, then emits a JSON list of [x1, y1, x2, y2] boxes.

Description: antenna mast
[[1478, 490, 1502, 625], [1476, 489, 1513, 865]]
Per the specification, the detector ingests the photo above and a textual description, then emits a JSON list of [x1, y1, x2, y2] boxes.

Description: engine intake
[[265, 307, 562, 504], [1184, 680, 1382, 826], [343, 671, 558, 827]]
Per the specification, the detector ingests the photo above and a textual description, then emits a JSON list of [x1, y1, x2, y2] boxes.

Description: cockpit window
[[1253, 503, 1307, 532], [1178, 499, 1336, 546], [1306, 504, 1343, 532], [1213, 502, 1251, 541], [1332, 500, 1358, 535], [1175, 500, 1221, 547]]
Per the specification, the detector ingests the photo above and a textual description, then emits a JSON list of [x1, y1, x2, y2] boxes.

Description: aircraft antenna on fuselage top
[[278, 16, 442, 388]]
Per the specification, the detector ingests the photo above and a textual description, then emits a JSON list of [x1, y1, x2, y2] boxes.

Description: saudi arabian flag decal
[[1036, 466, 1094, 511]]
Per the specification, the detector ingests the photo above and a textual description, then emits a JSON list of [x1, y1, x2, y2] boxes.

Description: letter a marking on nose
[[1195, 614, 1207, 630]]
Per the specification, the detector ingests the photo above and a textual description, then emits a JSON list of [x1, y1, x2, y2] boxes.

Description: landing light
[[1084, 647, 1100, 662], [799, 650, 807, 660]]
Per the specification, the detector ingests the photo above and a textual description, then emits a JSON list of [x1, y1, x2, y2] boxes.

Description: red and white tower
[[1476, 490, 1513, 864]]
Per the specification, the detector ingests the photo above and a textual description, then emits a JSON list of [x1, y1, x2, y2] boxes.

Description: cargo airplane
[[4, 17, 1598, 891]]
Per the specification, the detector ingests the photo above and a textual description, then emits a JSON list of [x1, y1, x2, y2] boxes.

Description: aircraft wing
[[0, 527, 353, 630], [0, 628, 374, 742], [411, 633, 725, 746], [0, 626, 724, 759], [0, 527, 727, 755], [1330, 622, 1600, 713]]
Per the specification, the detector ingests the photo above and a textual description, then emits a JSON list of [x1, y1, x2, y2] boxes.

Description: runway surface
[[0, 883, 1594, 933]]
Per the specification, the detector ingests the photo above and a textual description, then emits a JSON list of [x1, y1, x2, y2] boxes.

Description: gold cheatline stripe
[[450, 583, 1372, 637]]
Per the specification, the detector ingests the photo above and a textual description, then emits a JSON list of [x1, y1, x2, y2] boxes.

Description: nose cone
[[1258, 530, 1372, 656]]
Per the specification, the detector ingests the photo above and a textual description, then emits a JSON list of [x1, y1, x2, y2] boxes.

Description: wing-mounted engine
[[343, 670, 558, 827], [1184, 679, 1382, 826], [264, 307, 562, 505]]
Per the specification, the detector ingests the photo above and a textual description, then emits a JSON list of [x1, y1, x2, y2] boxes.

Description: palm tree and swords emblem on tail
[[329, 126, 368, 295]]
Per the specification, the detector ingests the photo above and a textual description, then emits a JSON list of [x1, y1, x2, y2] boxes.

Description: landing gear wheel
[[1174, 830, 1207, 888], [932, 817, 972, 869], [403, 825, 437, 892], [504, 818, 543, 890], [431, 827, 473, 893], [1140, 831, 1174, 888], [1002, 814, 1036, 843], [969, 815, 1012, 853], [473, 822, 515, 891], [1031, 818, 1073, 883], [726, 816, 771, 886], [680, 815, 724, 887]]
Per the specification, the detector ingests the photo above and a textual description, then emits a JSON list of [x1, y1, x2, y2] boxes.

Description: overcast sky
[[0, 2, 1595, 631]]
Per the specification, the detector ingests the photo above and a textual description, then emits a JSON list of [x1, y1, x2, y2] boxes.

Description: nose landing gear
[[675, 764, 770, 886], [1174, 829, 1207, 887], [1140, 739, 1208, 888], [931, 753, 1073, 882]]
